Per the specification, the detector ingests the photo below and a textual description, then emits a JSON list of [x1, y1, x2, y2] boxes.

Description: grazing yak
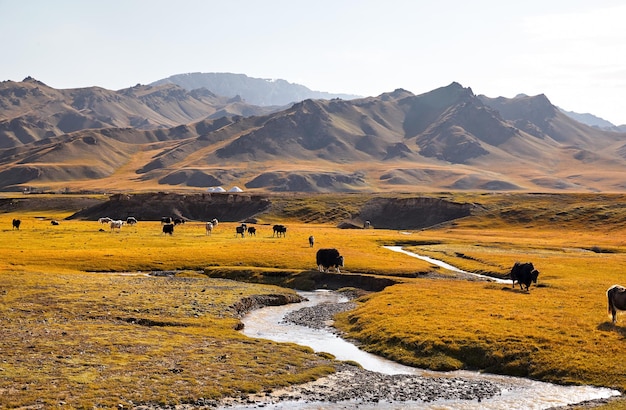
[[316, 248, 344, 273], [309, 235, 315, 247], [110, 220, 124, 231], [161, 217, 172, 224], [235, 225, 246, 238], [607, 284, 626, 324], [510, 262, 540, 291], [205, 222, 213, 235], [162, 223, 174, 235], [126, 217, 137, 225], [51, 220, 59, 226], [247, 226, 256, 236], [98, 217, 112, 224], [273, 224, 287, 237], [12, 219, 21, 230], [173, 218, 185, 225]]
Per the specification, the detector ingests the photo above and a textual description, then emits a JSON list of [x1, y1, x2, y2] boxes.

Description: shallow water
[[239, 272, 619, 409], [383, 245, 510, 284]]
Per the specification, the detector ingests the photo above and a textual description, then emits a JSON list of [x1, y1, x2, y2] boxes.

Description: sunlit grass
[[2, 192, 626, 408], [333, 195, 626, 410], [0, 267, 335, 408], [0, 213, 433, 275]]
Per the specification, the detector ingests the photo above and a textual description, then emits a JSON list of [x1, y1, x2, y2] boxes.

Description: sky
[[1, 0, 625, 125]]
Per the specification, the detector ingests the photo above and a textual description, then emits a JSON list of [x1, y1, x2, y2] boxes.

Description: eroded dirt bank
[[62, 192, 474, 229]]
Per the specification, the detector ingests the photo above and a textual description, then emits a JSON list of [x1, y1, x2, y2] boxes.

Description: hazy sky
[[2, 0, 625, 124]]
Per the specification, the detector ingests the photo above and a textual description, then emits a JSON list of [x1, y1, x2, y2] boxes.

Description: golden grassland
[[2, 192, 626, 409], [0, 211, 429, 408]]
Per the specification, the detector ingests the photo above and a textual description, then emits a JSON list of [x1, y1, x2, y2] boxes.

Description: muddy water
[[239, 270, 619, 409]]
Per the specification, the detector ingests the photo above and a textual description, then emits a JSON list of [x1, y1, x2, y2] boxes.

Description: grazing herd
[[93, 216, 285, 239], [96, 217, 291, 241], [7, 215, 626, 324]]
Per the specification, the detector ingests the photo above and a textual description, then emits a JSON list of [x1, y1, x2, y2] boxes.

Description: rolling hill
[[0, 79, 625, 193]]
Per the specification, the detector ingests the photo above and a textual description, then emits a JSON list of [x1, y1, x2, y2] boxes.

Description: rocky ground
[[217, 364, 501, 409], [213, 295, 617, 410], [132, 292, 616, 410], [215, 297, 502, 409]]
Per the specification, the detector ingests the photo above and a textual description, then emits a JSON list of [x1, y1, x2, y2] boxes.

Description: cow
[[173, 218, 185, 225], [309, 235, 315, 247], [51, 220, 59, 226], [12, 219, 21, 230], [205, 222, 213, 235], [98, 217, 112, 224], [607, 284, 626, 324], [316, 248, 344, 273], [126, 217, 137, 225], [273, 224, 287, 237], [247, 226, 256, 236], [510, 262, 540, 291], [110, 220, 124, 231], [162, 223, 174, 235], [161, 217, 172, 225], [235, 225, 246, 238]]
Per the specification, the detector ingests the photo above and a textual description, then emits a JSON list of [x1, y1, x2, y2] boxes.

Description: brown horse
[[607, 285, 626, 324]]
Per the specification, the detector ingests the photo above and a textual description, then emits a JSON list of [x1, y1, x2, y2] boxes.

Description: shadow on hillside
[[597, 321, 626, 338]]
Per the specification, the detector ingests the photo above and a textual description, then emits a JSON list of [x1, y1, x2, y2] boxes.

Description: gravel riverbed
[[134, 295, 617, 409], [217, 297, 503, 409]]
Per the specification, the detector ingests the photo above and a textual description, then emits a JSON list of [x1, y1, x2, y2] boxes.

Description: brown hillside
[[1, 81, 626, 193], [0, 78, 276, 149]]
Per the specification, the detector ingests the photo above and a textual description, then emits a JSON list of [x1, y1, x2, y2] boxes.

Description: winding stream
[[234, 247, 620, 409], [383, 245, 510, 283]]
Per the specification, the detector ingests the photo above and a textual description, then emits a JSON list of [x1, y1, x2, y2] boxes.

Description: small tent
[[207, 186, 226, 192], [228, 186, 243, 192]]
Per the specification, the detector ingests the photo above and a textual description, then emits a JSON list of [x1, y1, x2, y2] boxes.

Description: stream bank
[[219, 290, 619, 409]]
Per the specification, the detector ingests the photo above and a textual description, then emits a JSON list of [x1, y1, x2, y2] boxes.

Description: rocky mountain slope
[[0, 77, 278, 149], [151, 72, 360, 106], [1, 79, 625, 193]]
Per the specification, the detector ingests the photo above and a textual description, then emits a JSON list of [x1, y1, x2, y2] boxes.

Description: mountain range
[[151, 72, 360, 106], [1, 74, 625, 193]]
